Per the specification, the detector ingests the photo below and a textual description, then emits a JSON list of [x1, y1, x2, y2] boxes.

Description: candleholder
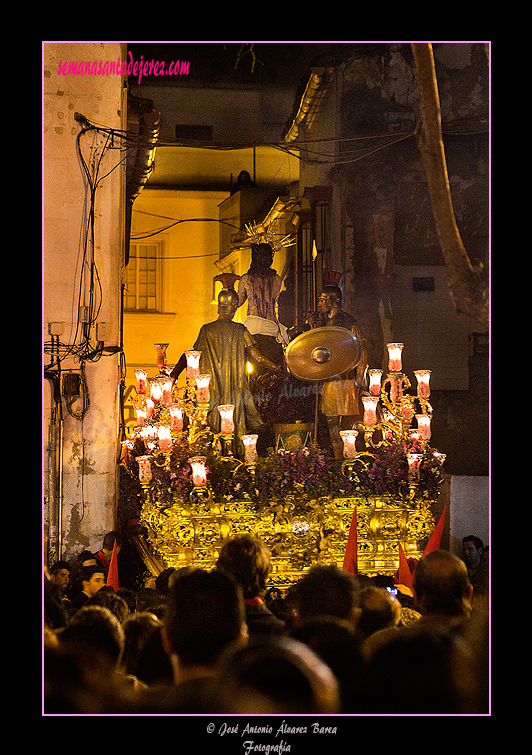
[[195, 374, 211, 405], [415, 413, 432, 441], [135, 455, 153, 492], [135, 369, 148, 395], [154, 343, 170, 374], [414, 369, 431, 399], [387, 343, 404, 372], [185, 350, 201, 382], [368, 369, 383, 396], [188, 455, 213, 505], [339, 429, 358, 459]]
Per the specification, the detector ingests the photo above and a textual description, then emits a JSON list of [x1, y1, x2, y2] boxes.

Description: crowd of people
[[43, 532, 490, 716]]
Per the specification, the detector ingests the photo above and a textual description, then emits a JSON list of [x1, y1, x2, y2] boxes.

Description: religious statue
[[170, 285, 282, 454], [309, 284, 368, 459]]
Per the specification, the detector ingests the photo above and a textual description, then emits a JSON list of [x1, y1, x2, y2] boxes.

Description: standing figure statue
[[237, 241, 288, 372], [309, 285, 368, 459], [171, 286, 281, 453]]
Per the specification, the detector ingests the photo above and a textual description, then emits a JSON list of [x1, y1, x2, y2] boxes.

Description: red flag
[[106, 539, 119, 591], [342, 506, 358, 575], [423, 505, 448, 556], [395, 542, 414, 589]]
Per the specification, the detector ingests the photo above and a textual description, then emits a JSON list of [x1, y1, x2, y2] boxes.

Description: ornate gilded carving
[[139, 491, 436, 590]]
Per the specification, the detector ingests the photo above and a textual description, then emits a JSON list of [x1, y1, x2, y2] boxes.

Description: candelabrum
[[339, 343, 445, 498], [127, 344, 258, 497]]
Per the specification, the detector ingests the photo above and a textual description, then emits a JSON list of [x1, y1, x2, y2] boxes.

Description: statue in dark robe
[[171, 288, 281, 450]]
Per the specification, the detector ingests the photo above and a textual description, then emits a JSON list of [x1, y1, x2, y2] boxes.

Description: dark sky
[[126, 41, 381, 88]]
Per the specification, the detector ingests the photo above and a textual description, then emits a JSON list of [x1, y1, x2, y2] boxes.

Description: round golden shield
[[285, 326, 362, 382]]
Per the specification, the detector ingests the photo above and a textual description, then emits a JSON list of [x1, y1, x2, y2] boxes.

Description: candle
[[433, 451, 446, 465], [400, 399, 414, 423], [161, 376, 173, 406], [368, 369, 383, 396], [407, 452, 423, 481], [416, 413, 432, 440], [169, 403, 184, 432], [157, 424, 173, 450], [189, 456, 207, 487], [135, 406, 147, 426], [387, 343, 404, 372], [218, 404, 235, 434], [185, 350, 201, 381], [149, 378, 163, 403], [145, 397, 155, 419], [135, 455, 153, 484], [195, 374, 211, 405], [121, 439, 134, 461], [362, 396, 379, 426], [134, 369, 148, 394], [414, 370, 431, 399], [154, 343, 169, 371], [389, 374, 404, 403], [242, 434, 259, 463], [340, 429, 358, 459]]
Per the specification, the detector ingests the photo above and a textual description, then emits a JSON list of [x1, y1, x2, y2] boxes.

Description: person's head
[[215, 635, 340, 714], [50, 560, 71, 590], [317, 285, 342, 315], [59, 605, 125, 669], [357, 586, 402, 639], [294, 565, 361, 626], [86, 588, 129, 624], [413, 549, 473, 618], [217, 534, 272, 599], [164, 568, 247, 675], [80, 564, 106, 598], [249, 243, 275, 275], [76, 550, 98, 568], [155, 567, 177, 596], [461, 536, 484, 570], [102, 531, 122, 553], [217, 287, 239, 318]]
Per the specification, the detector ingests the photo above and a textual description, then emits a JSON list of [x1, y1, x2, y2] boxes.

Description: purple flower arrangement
[[124, 434, 443, 511]]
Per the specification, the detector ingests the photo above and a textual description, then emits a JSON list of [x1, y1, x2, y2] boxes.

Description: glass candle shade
[[169, 403, 184, 432], [414, 370, 431, 399], [189, 456, 207, 487], [388, 374, 404, 403], [160, 376, 173, 406], [195, 374, 211, 405], [368, 369, 383, 396], [409, 429, 420, 442], [416, 413, 432, 440], [136, 455, 153, 484], [157, 424, 173, 450], [387, 343, 404, 372], [185, 351, 201, 381], [407, 452, 423, 482], [135, 406, 147, 426], [362, 396, 379, 427], [340, 429, 358, 459], [145, 397, 155, 419], [400, 399, 414, 423], [218, 404, 235, 434], [149, 378, 163, 403], [433, 451, 446, 465], [241, 434, 259, 463], [154, 343, 169, 371], [134, 369, 148, 395]]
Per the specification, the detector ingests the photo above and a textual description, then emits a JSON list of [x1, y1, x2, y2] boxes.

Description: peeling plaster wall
[[43, 42, 126, 563]]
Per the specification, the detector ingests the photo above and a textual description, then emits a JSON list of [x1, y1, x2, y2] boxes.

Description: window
[[124, 243, 162, 311]]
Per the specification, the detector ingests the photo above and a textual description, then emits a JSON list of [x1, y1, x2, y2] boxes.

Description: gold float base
[[139, 493, 436, 591]]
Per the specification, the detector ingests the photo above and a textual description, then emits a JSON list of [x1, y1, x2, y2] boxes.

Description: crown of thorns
[[245, 222, 296, 252]]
